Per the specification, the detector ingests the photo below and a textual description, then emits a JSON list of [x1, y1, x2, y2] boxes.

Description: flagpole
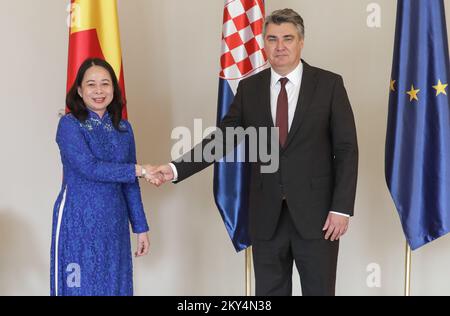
[[404, 241, 411, 296], [245, 247, 252, 296]]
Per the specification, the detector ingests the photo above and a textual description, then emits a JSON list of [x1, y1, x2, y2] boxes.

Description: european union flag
[[386, 0, 450, 250]]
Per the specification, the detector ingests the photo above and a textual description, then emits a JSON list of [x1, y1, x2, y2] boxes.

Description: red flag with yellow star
[[67, 0, 127, 118]]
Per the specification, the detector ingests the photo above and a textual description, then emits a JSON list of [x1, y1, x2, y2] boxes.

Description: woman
[[51, 58, 152, 296]]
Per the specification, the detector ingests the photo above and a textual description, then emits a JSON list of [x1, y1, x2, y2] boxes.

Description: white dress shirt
[[270, 62, 303, 130]]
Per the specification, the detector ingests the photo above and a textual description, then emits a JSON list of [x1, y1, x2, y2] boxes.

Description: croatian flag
[[214, 0, 268, 252]]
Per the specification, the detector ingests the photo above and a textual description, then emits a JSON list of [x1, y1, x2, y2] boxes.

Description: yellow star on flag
[[407, 85, 420, 101], [433, 80, 448, 96], [390, 79, 396, 92]]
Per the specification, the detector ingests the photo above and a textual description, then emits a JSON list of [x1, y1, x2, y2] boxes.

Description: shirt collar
[[270, 61, 303, 88], [88, 109, 110, 121]]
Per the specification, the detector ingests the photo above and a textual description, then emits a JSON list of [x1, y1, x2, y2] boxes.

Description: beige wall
[[1, 0, 450, 295]]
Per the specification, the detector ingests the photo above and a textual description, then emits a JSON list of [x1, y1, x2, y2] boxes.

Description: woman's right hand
[[135, 232, 150, 257]]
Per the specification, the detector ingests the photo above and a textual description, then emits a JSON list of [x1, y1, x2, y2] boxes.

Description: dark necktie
[[276, 78, 289, 147]]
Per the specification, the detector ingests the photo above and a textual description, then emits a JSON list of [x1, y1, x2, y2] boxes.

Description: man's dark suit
[[172, 60, 358, 295]]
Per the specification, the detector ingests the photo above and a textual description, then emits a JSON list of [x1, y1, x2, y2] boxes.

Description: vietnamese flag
[[67, 0, 127, 118]]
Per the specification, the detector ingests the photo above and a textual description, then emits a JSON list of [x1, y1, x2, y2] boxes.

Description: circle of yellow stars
[[390, 79, 448, 101]]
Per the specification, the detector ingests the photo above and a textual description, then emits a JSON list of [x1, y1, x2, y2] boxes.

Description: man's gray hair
[[263, 8, 305, 39]]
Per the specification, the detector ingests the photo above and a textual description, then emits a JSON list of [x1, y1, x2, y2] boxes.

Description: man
[[149, 9, 358, 296]]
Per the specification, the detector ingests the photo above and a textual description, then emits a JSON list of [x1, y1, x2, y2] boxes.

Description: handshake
[[137, 164, 174, 187]]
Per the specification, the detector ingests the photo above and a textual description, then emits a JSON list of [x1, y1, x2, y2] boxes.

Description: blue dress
[[50, 111, 149, 296]]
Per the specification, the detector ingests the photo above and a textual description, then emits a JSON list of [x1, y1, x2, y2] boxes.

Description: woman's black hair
[[66, 58, 124, 131]]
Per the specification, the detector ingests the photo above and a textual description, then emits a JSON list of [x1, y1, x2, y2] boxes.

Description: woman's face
[[78, 65, 114, 116]]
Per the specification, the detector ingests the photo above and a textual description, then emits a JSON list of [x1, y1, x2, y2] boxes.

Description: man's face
[[264, 22, 304, 76]]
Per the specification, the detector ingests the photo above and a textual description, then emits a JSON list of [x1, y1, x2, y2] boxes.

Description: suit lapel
[[284, 61, 317, 149], [258, 69, 274, 128]]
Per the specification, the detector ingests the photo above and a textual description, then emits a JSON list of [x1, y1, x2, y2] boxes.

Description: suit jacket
[[172, 61, 358, 241]]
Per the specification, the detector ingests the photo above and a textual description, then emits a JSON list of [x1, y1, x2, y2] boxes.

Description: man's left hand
[[322, 213, 349, 241]]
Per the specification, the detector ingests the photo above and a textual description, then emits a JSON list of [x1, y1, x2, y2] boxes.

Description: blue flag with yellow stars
[[386, 0, 450, 250]]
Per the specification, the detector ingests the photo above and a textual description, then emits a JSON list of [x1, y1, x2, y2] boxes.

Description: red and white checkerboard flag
[[214, 0, 268, 252], [220, 0, 268, 92]]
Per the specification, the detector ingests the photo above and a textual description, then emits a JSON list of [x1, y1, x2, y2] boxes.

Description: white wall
[[1, 0, 450, 296]]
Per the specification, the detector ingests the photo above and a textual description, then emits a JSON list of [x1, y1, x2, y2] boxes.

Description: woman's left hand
[[135, 232, 150, 257]]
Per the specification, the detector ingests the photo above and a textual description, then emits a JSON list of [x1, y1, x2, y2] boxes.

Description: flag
[[67, 0, 127, 118], [214, 0, 268, 252], [385, 0, 450, 250]]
